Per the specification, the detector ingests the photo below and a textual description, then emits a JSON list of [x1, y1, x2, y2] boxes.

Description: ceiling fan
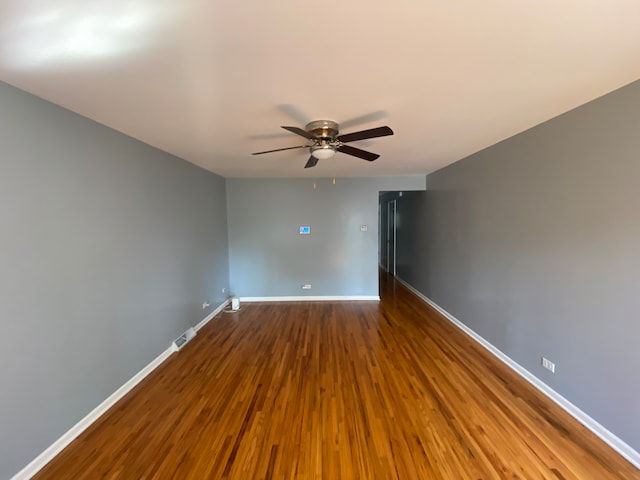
[[252, 120, 394, 168]]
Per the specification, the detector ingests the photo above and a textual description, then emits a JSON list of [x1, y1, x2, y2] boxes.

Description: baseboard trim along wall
[[195, 299, 230, 331], [395, 276, 640, 470], [241, 296, 380, 302], [11, 299, 229, 480]]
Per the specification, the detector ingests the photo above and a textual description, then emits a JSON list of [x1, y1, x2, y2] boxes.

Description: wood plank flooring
[[34, 273, 639, 479]]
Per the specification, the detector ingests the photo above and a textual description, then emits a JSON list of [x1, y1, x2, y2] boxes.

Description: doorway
[[387, 199, 396, 276]]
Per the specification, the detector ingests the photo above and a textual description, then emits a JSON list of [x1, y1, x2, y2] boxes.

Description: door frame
[[387, 199, 397, 276]]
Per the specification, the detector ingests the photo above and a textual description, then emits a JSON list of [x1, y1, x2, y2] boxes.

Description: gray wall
[[394, 80, 640, 451], [227, 177, 425, 298], [0, 81, 230, 478]]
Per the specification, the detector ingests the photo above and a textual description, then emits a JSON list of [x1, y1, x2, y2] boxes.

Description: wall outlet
[[222, 287, 228, 294], [541, 356, 556, 373], [202, 301, 210, 310], [301, 284, 312, 290]]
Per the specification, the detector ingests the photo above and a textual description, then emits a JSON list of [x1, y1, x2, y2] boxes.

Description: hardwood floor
[[34, 273, 639, 479]]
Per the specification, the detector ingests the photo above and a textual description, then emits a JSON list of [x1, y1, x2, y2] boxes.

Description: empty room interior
[[2, 2, 640, 479]]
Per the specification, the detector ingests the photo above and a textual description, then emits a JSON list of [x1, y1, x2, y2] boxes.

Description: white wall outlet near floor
[[541, 356, 556, 373], [202, 301, 210, 310], [301, 284, 312, 290]]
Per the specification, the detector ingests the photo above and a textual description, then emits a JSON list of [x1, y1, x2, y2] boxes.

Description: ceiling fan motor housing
[[305, 120, 339, 139]]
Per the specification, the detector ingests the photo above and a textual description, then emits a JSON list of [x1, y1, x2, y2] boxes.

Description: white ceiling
[[1, 1, 639, 178]]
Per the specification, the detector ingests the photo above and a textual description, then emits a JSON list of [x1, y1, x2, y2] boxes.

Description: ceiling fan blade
[[339, 110, 387, 130], [304, 156, 319, 168], [281, 126, 316, 140], [252, 145, 309, 155], [337, 145, 380, 162], [336, 126, 394, 143]]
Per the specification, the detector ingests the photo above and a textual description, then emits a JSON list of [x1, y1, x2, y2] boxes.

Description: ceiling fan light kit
[[252, 119, 393, 169], [311, 144, 336, 160]]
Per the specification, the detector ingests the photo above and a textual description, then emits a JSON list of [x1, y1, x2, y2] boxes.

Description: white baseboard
[[241, 295, 380, 302], [11, 347, 173, 480], [194, 299, 229, 331], [12, 299, 229, 480], [395, 276, 640, 470]]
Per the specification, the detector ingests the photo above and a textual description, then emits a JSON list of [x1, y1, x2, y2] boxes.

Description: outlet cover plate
[[541, 357, 556, 373]]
